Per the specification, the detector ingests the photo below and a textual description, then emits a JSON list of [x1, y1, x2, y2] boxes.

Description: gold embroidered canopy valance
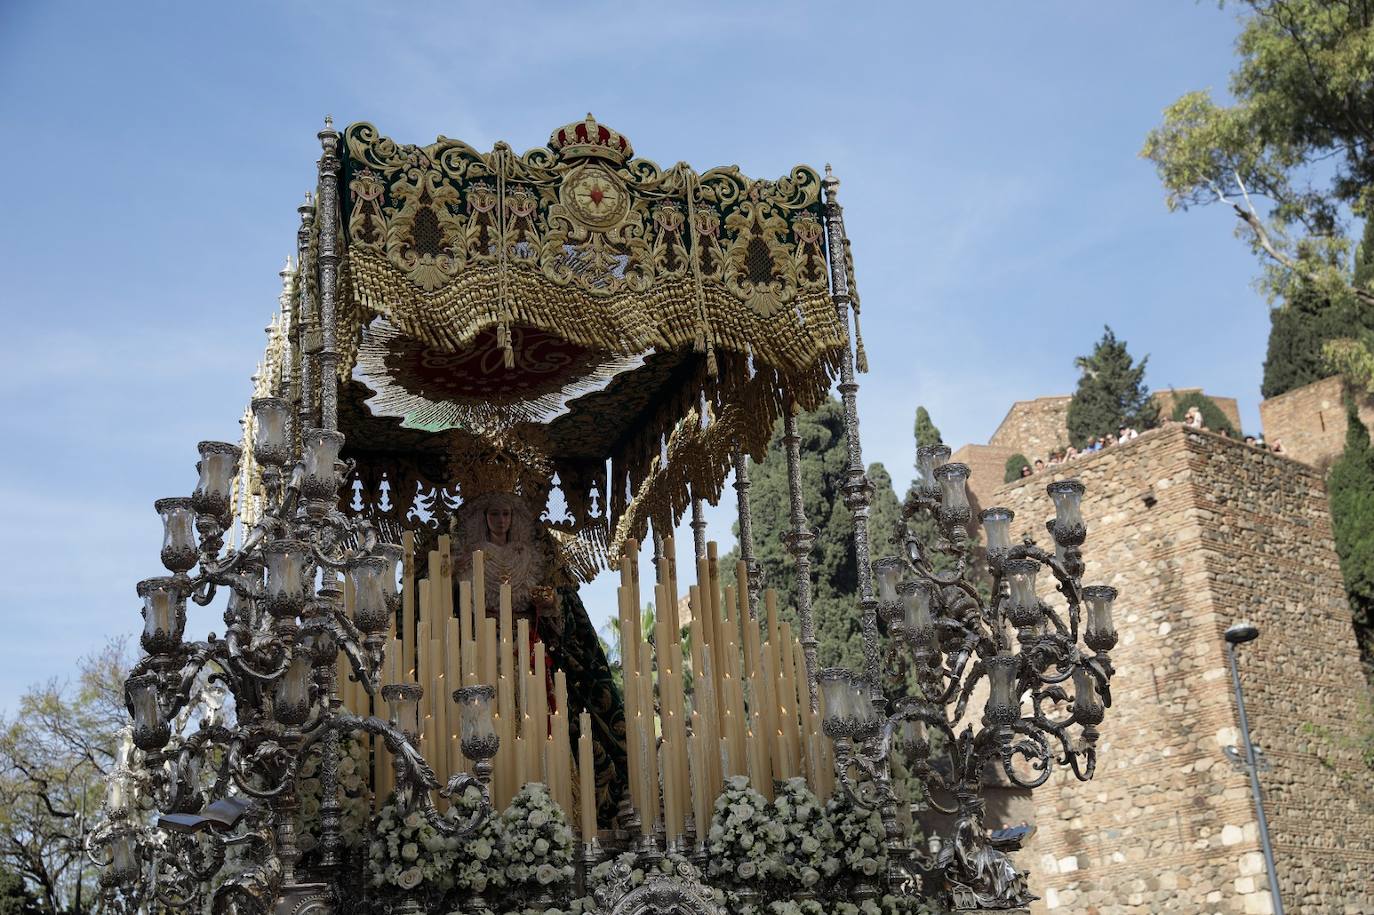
[[299, 116, 857, 557]]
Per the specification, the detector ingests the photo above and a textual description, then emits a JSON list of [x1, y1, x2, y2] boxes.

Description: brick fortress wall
[[988, 425, 1373, 914]]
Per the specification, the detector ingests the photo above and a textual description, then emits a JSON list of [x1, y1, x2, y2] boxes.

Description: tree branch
[[1228, 171, 1374, 306]]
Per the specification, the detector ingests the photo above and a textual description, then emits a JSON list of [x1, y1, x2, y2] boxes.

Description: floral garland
[[357, 775, 948, 914]]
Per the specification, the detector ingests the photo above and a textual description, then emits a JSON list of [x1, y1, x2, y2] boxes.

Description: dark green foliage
[[0, 869, 43, 915], [1329, 395, 1374, 680], [1066, 326, 1159, 448], [1003, 454, 1030, 483], [1263, 279, 1374, 399], [1168, 391, 1239, 438], [913, 406, 942, 451], [725, 399, 903, 671]]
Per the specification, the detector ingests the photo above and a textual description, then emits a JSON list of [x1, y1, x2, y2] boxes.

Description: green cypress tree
[[1066, 326, 1158, 448], [1329, 395, 1374, 680], [913, 406, 942, 451], [1003, 454, 1030, 483], [724, 398, 903, 671], [1262, 281, 1373, 399], [1168, 391, 1239, 438]]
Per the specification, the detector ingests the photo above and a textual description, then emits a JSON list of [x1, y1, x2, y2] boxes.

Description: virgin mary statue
[[450, 491, 627, 826]]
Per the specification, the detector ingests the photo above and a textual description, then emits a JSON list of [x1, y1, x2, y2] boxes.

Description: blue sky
[[0, 1, 1268, 711]]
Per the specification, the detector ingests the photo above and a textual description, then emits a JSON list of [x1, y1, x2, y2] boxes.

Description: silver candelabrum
[[820, 444, 1118, 911], [85, 396, 501, 915]]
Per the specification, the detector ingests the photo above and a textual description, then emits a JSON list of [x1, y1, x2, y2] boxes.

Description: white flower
[[396, 867, 423, 890], [536, 863, 560, 884], [529, 809, 549, 827], [401, 842, 419, 861], [534, 837, 550, 857], [404, 812, 423, 829], [473, 838, 492, 860], [737, 860, 757, 879]]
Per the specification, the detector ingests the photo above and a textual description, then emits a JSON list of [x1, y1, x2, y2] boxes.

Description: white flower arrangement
[[445, 781, 507, 897], [366, 799, 458, 900], [772, 777, 839, 889], [496, 783, 575, 891], [823, 791, 887, 890], [706, 775, 785, 885]]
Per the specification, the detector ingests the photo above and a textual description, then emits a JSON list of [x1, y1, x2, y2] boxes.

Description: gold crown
[[549, 114, 633, 164], [444, 435, 552, 501]]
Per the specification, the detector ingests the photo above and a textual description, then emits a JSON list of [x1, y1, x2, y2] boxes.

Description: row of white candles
[[334, 532, 837, 842]]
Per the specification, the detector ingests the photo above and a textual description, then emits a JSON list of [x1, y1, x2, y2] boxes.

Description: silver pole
[[1226, 638, 1284, 915]]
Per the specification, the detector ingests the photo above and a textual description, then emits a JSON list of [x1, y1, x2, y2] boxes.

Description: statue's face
[[485, 506, 513, 542]]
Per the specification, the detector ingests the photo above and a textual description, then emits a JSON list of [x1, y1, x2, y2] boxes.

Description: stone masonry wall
[[951, 443, 1019, 520], [989, 390, 1242, 461], [990, 425, 1374, 914], [989, 395, 1073, 459], [1259, 375, 1374, 472]]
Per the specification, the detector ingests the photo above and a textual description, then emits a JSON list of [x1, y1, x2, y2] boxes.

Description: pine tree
[[0, 869, 43, 915], [724, 399, 903, 671], [1066, 326, 1158, 448], [1329, 395, 1374, 680], [1003, 454, 1030, 483]]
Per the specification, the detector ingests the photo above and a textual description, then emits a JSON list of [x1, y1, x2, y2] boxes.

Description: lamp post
[[1224, 622, 1284, 915]]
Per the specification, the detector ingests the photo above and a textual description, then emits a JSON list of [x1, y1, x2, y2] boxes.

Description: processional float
[[89, 116, 1120, 915]]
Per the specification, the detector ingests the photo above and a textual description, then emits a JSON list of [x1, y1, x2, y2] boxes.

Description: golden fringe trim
[[339, 248, 844, 375]]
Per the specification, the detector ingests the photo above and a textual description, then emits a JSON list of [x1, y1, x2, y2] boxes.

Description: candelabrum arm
[[313, 714, 494, 839]]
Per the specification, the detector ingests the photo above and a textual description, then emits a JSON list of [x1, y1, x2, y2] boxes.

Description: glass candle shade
[[382, 683, 423, 738], [274, 653, 314, 726], [1081, 585, 1119, 651], [376, 542, 404, 611], [126, 673, 169, 751], [300, 429, 345, 502], [1072, 665, 1104, 725], [1047, 480, 1087, 546], [110, 833, 140, 883], [916, 444, 953, 490], [137, 576, 185, 655], [250, 397, 291, 467], [818, 667, 856, 738], [899, 716, 929, 757], [873, 557, 905, 606], [979, 507, 1015, 564], [300, 616, 338, 665], [106, 770, 131, 814], [454, 684, 499, 760], [851, 681, 878, 739], [899, 580, 936, 642], [225, 567, 260, 624], [934, 462, 972, 523], [155, 497, 198, 573], [984, 655, 1021, 726], [348, 556, 391, 635], [1002, 559, 1043, 629], [192, 441, 240, 520], [263, 540, 309, 619]]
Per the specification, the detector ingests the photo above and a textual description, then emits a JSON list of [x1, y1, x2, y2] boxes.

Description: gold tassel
[[853, 309, 869, 374], [706, 339, 719, 378], [498, 321, 514, 369]]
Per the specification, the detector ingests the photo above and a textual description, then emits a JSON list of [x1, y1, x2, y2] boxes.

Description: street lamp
[[1224, 621, 1284, 915]]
